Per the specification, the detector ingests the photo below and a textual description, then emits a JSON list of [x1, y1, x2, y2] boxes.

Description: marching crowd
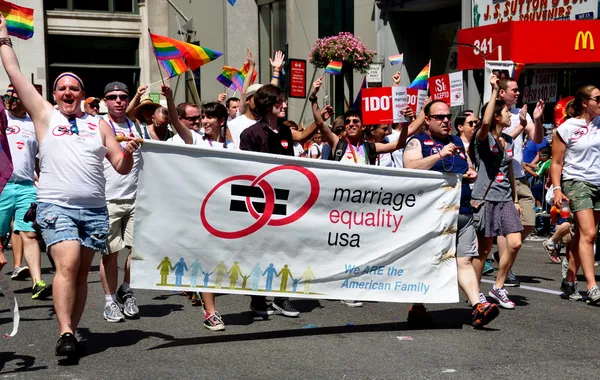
[[0, 12, 598, 361]]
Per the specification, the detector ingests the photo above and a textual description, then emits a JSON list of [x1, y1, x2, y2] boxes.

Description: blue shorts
[[36, 202, 109, 252], [0, 181, 37, 234]]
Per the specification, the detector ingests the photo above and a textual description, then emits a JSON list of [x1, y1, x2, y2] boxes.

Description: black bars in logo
[[229, 184, 289, 215]]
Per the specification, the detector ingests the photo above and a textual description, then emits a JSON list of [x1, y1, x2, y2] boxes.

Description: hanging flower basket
[[309, 32, 376, 75]]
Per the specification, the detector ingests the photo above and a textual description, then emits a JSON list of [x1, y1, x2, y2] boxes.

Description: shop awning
[[458, 20, 600, 70]]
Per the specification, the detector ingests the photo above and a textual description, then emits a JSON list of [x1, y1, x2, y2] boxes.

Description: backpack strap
[[331, 138, 348, 161], [364, 142, 377, 165]]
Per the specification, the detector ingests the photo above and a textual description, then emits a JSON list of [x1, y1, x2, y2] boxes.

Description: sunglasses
[[105, 94, 129, 101], [464, 120, 478, 127], [181, 115, 201, 122], [511, 88, 520, 93], [430, 114, 452, 121], [68, 118, 79, 135], [589, 96, 600, 103], [3, 95, 18, 103], [345, 118, 361, 125]]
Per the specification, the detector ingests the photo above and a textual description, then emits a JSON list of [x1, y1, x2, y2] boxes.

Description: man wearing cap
[[0, 85, 50, 299], [84, 97, 100, 116], [100, 81, 142, 322]]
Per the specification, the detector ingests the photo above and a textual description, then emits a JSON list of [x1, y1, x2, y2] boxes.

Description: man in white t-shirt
[[228, 84, 262, 146], [100, 81, 143, 322], [0, 86, 50, 299], [226, 97, 240, 122], [497, 77, 544, 286]]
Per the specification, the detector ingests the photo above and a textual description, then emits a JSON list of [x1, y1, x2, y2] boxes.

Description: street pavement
[[1, 238, 599, 379]]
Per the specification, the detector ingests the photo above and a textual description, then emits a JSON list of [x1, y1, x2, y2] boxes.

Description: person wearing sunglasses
[[0, 14, 141, 358], [175, 102, 201, 133], [99, 81, 145, 324], [551, 85, 600, 305], [455, 111, 478, 154], [403, 100, 499, 328], [83, 97, 100, 117], [0, 84, 50, 300]]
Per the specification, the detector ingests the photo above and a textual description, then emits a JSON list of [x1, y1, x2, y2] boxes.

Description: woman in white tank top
[[0, 15, 141, 358]]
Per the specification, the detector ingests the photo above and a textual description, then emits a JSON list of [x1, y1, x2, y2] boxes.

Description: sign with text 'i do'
[[361, 86, 410, 125], [428, 72, 464, 107]]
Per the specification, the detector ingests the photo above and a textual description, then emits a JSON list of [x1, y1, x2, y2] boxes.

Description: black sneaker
[[560, 279, 583, 301], [55, 333, 78, 357], [250, 297, 274, 317], [504, 270, 520, 287], [272, 298, 300, 317]]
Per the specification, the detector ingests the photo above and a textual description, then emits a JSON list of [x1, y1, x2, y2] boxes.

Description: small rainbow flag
[[216, 66, 238, 88], [325, 61, 343, 75], [159, 57, 188, 79], [150, 32, 222, 72], [0, 1, 34, 40], [408, 61, 430, 90], [231, 62, 258, 91], [388, 54, 403, 66], [513, 63, 525, 82]]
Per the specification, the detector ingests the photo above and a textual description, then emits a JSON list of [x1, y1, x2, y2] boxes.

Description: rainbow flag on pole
[[231, 62, 258, 91], [388, 54, 403, 66], [216, 66, 238, 88], [408, 61, 430, 90], [0, 1, 34, 40], [325, 61, 343, 75], [159, 57, 189, 79], [149, 32, 222, 73]]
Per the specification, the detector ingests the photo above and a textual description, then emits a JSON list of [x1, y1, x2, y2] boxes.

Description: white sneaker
[[103, 301, 125, 322], [489, 286, 515, 309], [340, 300, 363, 308]]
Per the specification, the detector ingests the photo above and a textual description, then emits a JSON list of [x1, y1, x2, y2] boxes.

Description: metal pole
[[166, 0, 189, 22]]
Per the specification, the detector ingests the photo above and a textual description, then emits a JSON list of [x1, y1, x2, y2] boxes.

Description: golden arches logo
[[575, 31, 595, 51]]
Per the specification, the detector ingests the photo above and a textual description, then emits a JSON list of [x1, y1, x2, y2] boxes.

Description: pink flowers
[[309, 32, 376, 74]]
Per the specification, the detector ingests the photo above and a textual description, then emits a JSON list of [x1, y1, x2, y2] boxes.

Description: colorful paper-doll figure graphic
[[290, 277, 301, 293], [277, 264, 293, 292], [202, 271, 213, 287], [263, 264, 278, 292], [214, 261, 228, 289], [250, 264, 262, 291], [228, 261, 243, 289], [302, 266, 315, 294], [189, 258, 203, 287], [157, 257, 173, 285], [173, 258, 188, 286], [241, 275, 250, 289]]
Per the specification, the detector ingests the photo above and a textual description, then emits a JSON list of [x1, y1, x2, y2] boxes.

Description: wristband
[[553, 186, 561, 191], [309, 95, 318, 102], [0, 37, 12, 48], [272, 75, 279, 79]]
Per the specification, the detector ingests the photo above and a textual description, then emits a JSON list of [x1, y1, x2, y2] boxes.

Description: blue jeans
[[36, 202, 109, 252]]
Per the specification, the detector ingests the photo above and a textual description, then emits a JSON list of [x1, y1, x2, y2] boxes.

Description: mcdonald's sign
[[575, 31, 595, 51]]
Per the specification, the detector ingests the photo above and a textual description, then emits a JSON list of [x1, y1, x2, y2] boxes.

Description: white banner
[[131, 142, 460, 303], [522, 69, 558, 104], [484, 60, 515, 104], [472, 0, 597, 27]]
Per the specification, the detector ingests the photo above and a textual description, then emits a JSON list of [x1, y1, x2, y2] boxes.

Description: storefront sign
[[366, 63, 383, 87], [472, 0, 597, 27], [428, 72, 464, 107], [522, 69, 558, 103], [289, 59, 306, 98]]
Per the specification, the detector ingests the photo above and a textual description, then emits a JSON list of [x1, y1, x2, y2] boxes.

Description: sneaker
[[191, 292, 203, 307], [10, 265, 29, 280], [203, 311, 225, 331], [504, 271, 521, 287], [543, 240, 561, 264], [103, 301, 125, 322], [250, 298, 275, 317], [472, 302, 500, 328], [478, 292, 487, 304], [31, 280, 51, 300], [483, 260, 494, 275], [272, 298, 300, 317], [340, 300, 363, 308], [407, 304, 432, 327], [489, 286, 515, 309], [117, 287, 140, 318], [560, 279, 583, 301], [55, 332, 78, 357], [586, 286, 600, 305]]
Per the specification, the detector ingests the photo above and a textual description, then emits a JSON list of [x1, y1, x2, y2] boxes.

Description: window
[[44, 0, 138, 13], [258, 0, 286, 85]]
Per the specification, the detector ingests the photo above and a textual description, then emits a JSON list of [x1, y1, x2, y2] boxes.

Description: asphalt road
[[1, 238, 599, 380]]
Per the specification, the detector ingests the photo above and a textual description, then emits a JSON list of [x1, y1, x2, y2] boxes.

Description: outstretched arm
[[127, 85, 147, 120], [292, 106, 333, 142], [310, 76, 339, 149], [478, 74, 499, 142], [270, 50, 285, 86], [527, 99, 545, 143], [161, 84, 193, 144]]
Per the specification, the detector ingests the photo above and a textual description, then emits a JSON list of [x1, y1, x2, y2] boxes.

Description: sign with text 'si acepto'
[[428, 71, 464, 107], [361, 87, 427, 125]]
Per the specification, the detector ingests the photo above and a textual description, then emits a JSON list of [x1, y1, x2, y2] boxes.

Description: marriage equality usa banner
[[130, 141, 461, 303]]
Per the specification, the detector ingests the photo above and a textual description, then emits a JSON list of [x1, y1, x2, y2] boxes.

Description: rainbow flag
[[0, 1, 34, 40], [231, 62, 257, 91], [149, 32, 222, 72], [325, 61, 343, 75], [408, 61, 430, 90], [513, 63, 525, 82], [216, 66, 238, 88], [388, 54, 403, 66], [159, 57, 189, 79]]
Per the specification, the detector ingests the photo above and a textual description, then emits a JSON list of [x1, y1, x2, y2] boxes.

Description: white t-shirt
[[167, 130, 203, 145], [340, 143, 368, 165], [168, 131, 236, 150], [293, 142, 304, 157], [228, 114, 259, 146], [102, 115, 142, 201], [379, 130, 399, 167], [5, 111, 37, 182], [503, 107, 533, 178], [309, 143, 322, 158], [38, 111, 107, 209], [556, 117, 600, 186]]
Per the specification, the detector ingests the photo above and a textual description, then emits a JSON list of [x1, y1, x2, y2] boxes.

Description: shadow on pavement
[[77, 328, 175, 356], [0, 352, 47, 373], [515, 275, 554, 284], [138, 303, 184, 318]]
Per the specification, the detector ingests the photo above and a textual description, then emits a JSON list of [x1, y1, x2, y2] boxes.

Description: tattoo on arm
[[405, 139, 419, 151]]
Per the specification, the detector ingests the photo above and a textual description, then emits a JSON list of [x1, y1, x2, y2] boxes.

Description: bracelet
[[553, 186, 561, 191], [438, 151, 443, 159], [0, 37, 12, 48], [272, 75, 279, 79], [309, 95, 318, 102]]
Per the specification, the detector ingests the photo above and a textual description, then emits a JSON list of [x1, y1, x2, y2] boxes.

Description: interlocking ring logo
[[52, 125, 75, 136], [200, 165, 320, 239], [571, 127, 588, 141], [5, 125, 20, 135]]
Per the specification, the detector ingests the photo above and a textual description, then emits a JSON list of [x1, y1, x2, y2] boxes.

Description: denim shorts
[[36, 202, 109, 253]]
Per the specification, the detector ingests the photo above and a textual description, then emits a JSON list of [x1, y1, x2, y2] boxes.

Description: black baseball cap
[[104, 81, 129, 96]]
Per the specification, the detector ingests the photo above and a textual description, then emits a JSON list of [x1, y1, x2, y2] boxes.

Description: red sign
[[458, 20, 600, 70], [429, 74, 451, 105], [361, 87, 394, 124], [289, 59, 306, 98], [406, 88, 427, 115]]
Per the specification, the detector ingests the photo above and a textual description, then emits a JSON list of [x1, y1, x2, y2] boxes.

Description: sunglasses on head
[[181, 115, 201, 122], [68, 118, 79, 135], [345, 118, 361, 125], [430, 114, 452, 121], [105, 94, 128, 101], [3, 95, 18, 103]]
